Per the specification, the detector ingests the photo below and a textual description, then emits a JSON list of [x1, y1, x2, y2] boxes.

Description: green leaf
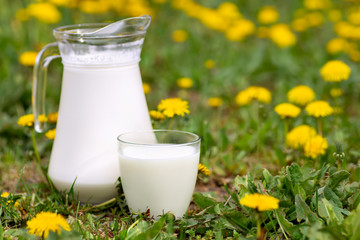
[[262, 169, 274, 188], [222, 211, 249, 232], [4, 229, 37, 240], [301, 167, 320, 182], [193, 192, 218, 214], [295, 194, 320, 224], [294, 184, 307, 201], [299, 222, 330, 240], [274, 210, 297, 237], [288, 163, 303, 184], [234, 176, 248, 192], [247, 174, 258, 193], [323, 186, 342, 208], [47, 230, 83, 240], [342, 204, 360, 240], [275, 147, 286, 166], [321, 198, 344, 225], [348, 190, 360, 210], [326, 170, 350, 189], [136, 214, 167, 240]]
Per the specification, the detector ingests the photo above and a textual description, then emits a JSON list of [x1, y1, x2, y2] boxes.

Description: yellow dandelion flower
[[305, 100, 333, 117], [198, 9, 230, 32], [304, 135, 328, 159], [254, 86, 272, 104], [142, 83, 151, 95], [291, 18, 308, 32], [172, 30, 188, 42], [47, 112, 58, 123], [257, 6, 279, 25], [350, 50, 360, 62], [269, 23, 297, 48], [208, 97, 223, 108], [1, 192, 9, 198], [149, 110, 166, 120], [204, 59, 215, 69], [1, 192, 20, 207], [45, 129, 56, 140], [304, 0, 331, 10], [225, 19, 255, 41], [240, 193, 279, 211], [306, 12, 324, 27], [327, 9, 342, 22], [320, 60, 351, 82], [38, 114, 48, 123], [217, 2, 242, 20], [27, 212, 70, 238], [287, 85, 315, 106], [334, 21, 353, 39], [79, 1, 110, 14], [330, 88, 343, 98], [198, 163, 210, 176], [176, 77, 193, 89], [124, 1, 154, 18], [274, 103, 301, 119], [27, 2, 61, 24], [157, 98, 190, 118], [256, 26, 269, 38], [347, 9, 360, 25], [19, 51, 38, 67], [326, 38, 348, 54], [17, 114, 35, 127], [286, 125, 317, 149], [236, 86, 272, 106]]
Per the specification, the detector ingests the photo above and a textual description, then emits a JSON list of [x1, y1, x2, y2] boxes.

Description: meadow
[[1, 0, 360, 239]]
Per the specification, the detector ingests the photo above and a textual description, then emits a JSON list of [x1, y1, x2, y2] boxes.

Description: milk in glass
[[119, 145, 200, 218]]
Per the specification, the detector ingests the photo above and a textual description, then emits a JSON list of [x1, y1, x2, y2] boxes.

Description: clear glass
[[117, 130, 201, 218]]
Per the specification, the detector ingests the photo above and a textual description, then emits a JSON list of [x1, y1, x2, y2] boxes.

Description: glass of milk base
[[117, 130, 201, 218]]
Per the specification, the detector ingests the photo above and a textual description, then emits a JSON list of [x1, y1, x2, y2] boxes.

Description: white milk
[[48, 63, 152, 204], [119, 145, 200, 218]]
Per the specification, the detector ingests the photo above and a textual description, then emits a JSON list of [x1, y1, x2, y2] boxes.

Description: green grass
[[1, 0, 360, 239]]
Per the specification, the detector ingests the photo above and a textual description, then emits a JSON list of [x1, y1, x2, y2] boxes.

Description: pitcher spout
[[52, 15, 152, 66], [86, 15, 152, 36]]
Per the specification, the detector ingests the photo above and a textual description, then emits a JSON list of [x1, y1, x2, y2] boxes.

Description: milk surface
[[119, 145, 200, 218], [48, 63, 152, 203]]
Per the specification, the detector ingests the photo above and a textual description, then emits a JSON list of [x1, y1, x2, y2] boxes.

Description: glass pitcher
[[32, 16, 153, 203]]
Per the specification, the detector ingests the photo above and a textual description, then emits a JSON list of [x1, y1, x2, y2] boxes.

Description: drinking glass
[[117, 130, 201, 218]]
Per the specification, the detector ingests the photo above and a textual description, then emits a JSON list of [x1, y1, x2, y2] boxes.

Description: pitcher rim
[[53, 23, 148, 40]]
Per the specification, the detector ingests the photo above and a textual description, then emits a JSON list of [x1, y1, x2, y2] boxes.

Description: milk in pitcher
[[32, 16, 153, 203]]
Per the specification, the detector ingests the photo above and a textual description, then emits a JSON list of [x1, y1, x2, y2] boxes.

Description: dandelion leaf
[[295, 194, 320, 224], [321, 198, 344, 225], [47, 229, 82, 240], [274, 210, 298, 236], [193, 192, 218, 214], [3, 229, 37, 240], [135, 214, 167, 240], [326, 170, 350, 189], [348, 190, 360, 209], [288, 163, 303, 184], [222, 210, 249, 232]]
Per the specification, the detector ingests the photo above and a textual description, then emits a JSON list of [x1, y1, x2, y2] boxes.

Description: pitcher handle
[[32, 42, 61, 132]]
